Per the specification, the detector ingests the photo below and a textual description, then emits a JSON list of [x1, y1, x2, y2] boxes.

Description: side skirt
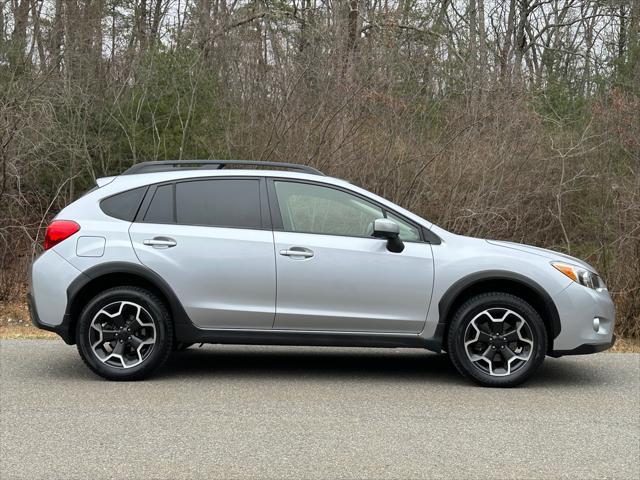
[[175, 323, 443, 352]]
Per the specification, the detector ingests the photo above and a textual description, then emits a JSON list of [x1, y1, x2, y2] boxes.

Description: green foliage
[[533, 79, 591, 127], [98, 50, 228, 172], [614, 44, 640, 94], [0, 49, 231, 204]]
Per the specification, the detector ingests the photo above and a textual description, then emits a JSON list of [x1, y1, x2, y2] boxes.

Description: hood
[[486, 240, 596, 273]]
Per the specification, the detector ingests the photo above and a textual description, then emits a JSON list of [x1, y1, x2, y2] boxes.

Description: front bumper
[[27, 292, 74, 344], [550, 282, 616, 356], [550, 335, 616, 357]]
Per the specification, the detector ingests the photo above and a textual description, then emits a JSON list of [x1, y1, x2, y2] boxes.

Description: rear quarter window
[[143, 184, 175, 224], [100, 187, 147, 221]]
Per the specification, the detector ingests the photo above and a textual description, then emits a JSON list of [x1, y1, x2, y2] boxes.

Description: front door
[[270, 180, 434, 333]]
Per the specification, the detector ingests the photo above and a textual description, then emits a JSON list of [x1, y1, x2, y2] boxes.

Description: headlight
[[551, 262, 606, 290]]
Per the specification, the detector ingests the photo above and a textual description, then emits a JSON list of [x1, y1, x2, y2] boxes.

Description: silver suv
[[28, 161, 615, 386]]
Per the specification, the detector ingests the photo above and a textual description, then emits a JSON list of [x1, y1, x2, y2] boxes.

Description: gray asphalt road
[[1, 340, 638, 480]]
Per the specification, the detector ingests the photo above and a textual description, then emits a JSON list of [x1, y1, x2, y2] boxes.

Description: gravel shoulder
[[1, 340, 639, 479]]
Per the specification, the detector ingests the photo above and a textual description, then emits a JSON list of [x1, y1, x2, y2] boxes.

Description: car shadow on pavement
[[530, 357, 613, 387], [43, 344, 611, 387], [144, 346, 607, 387], [157, 347, 463, 384]]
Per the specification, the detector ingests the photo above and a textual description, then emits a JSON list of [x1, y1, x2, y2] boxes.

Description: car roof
[[83, 168, 433, 230], [120, 160, 324, 176], [97, 168, 342, 192]]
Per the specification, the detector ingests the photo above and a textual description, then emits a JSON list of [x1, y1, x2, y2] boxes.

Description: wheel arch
[[64, 262, 190, 345], [438, 271, 561, 351]]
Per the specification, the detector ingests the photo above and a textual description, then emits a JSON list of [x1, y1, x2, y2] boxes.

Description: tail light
[[44, 220, 80, 250]]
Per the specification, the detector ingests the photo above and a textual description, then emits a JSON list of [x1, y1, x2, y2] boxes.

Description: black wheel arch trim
[[58, 264, 560, 352], [61, 261, 447, 352], [64, 261, 192, 344], [436, 270, 562, 344]]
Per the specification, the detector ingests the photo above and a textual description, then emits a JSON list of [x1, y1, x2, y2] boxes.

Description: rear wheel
[[76, 286, 173, 380], [447, 292, 547, 387]]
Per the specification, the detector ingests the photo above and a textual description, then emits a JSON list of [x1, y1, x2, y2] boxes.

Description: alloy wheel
[[89, 301, 157, 369], [463, 308, 534, 377]]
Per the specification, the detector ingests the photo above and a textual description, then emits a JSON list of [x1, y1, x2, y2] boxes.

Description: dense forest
[[0, 1, 638, 337]]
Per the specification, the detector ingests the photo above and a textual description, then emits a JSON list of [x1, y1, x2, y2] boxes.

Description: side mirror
[[372, 218, 404, 253]]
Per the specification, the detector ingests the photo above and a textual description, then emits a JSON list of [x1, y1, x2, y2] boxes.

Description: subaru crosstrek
[[28, 160, 616, 386]]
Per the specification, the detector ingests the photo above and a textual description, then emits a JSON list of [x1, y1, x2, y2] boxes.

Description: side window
[[100, 187, 147, 221], [274, 181, 384, 237], [176, 179, 261, 229], [144, 184, 174, 224], [387, 212, 421, 242]]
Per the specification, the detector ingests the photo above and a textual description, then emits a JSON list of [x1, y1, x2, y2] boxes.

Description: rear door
[[129, 177, 276, 329]]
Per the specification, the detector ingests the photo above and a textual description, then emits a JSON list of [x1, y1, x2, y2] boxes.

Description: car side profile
[[28, 160, 615, 386]]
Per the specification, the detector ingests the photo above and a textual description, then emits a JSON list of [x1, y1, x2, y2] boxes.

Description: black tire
[[447, 292, 547, 387], [76, 286, 173, 380]]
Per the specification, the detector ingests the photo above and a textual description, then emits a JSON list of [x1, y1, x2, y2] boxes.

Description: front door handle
[[143, 237, 177, 248], [279, 247, 314, 259]]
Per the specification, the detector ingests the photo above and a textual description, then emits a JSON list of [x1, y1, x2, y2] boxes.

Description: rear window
[[100, 187, 147, 221], [175, 179, 261, 229]]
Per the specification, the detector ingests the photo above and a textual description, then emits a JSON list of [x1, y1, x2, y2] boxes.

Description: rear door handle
[[279, 247, 314, 259], [143, 237, 177, 248]]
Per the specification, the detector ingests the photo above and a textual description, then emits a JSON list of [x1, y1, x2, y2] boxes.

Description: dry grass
[[608, 337, 640, 353], [1, 302, 638, 352], [0, 302, 56, 339], [0, 324, 57, 339]]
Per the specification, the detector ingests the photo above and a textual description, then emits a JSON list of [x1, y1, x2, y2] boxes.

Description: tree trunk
[[0, 1, 5, 53], [31, 0, 47, 68], [151, 0, 164, 47], [628, 0, 640, 90], [478, 0, 487, 72], [9, 0, 30, 69], [137, 0, 148, 50], [514, 0, 529, 79], [347, 0, 359, 53], [468, 0, 477, 69], [500, 0, 517, 80], [340, 0, 359, 80], [49, 0, 64, 71], [197, 0, 212, 57]]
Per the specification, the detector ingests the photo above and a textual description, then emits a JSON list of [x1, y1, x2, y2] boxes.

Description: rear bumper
[[27, 292, 74, 344], [550, 335, 616, 357], [29, 249, 85, 344]]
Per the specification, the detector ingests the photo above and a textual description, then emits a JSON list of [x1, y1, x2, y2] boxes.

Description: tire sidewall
[[76, 287, 172, 380], [448, 293, 547, 387]]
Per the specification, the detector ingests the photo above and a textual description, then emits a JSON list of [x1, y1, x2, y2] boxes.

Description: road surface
[[1, 340, 639, 479]]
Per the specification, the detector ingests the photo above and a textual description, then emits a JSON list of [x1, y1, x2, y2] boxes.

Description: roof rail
[[121, 160, 324, 176]]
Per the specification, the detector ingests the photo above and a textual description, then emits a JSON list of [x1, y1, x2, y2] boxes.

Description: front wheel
[[447, 292, 547, 387], [76, 286, 173, 380]]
